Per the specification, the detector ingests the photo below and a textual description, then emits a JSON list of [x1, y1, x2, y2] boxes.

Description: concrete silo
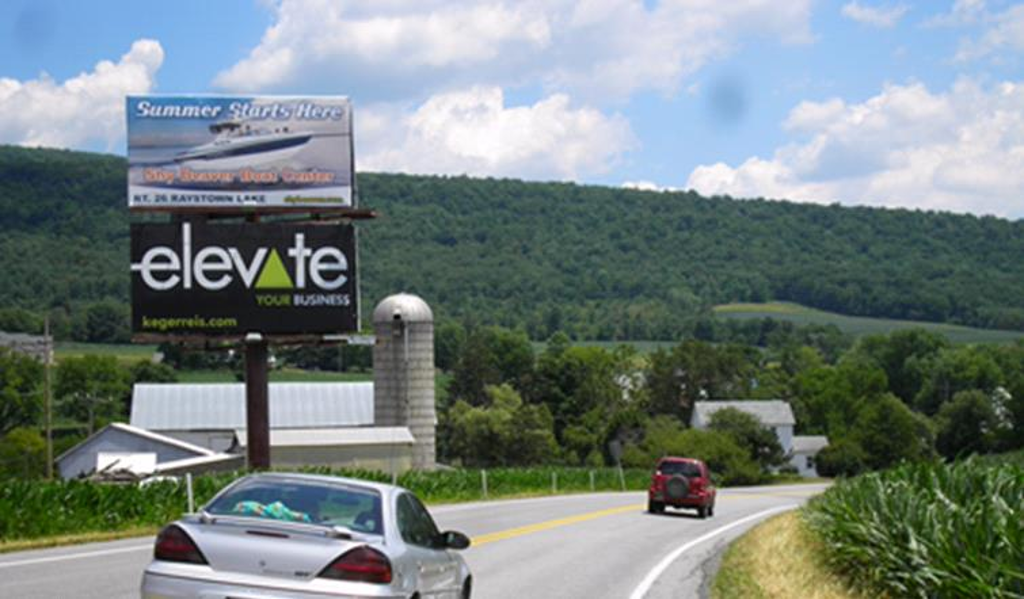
[[372, 293, 436, 469]]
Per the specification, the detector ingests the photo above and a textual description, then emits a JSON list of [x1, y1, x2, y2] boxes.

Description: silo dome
[[373, 293, 433, 324]]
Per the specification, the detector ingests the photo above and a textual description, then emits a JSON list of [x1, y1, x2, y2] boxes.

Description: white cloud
[[0, 40, 163, 150], [841, 2, 909, 28], [924, 0, 986, 27], [686, 79, 1024, 218], [955, 4, 1024, 61], [357, 86, 636, 180], [622, 180, 663, 191], [216, 0, 812, 102]]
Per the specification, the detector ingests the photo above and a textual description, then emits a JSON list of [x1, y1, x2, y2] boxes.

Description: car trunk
[[179, 518, 369, 582]]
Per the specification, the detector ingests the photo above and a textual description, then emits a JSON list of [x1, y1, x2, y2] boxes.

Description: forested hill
[[1, 144, 1023, 340]]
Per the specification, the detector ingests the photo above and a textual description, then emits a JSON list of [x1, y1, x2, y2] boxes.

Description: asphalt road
[[0, 483, 826, 599]]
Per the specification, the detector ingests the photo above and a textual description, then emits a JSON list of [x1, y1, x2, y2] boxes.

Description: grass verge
[[0, 526, 159, 554], [712, 510, 869, 599]]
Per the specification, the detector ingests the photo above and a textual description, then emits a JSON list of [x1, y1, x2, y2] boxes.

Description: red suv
[[648, 457, 716, 518]]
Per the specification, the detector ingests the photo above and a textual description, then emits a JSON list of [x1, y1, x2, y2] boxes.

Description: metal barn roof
[[692, 400, 796, 427], [131, 382, 374, 431]]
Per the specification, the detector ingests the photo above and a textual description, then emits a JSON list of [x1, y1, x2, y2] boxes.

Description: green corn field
[[0, 467, 649, 542], [804, 459, 1024, 598]]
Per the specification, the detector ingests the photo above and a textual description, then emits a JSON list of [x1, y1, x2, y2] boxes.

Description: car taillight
[[154, 525, 207, 565], [319, 546, 393, 584]]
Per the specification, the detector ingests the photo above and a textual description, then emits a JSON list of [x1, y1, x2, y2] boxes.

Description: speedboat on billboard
[[174, 120, 313, 164]]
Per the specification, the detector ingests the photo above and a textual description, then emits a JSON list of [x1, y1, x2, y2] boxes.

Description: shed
[[790, 435, 830, 477], [55, 422, 242, 479]]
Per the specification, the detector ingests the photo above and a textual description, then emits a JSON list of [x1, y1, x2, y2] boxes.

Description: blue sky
[[1, 0, 1022, 218]]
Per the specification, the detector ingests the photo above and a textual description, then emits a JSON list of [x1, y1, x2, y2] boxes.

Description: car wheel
[[708, 504, 715, 517], [462, 577, 473, 599], [648, 500, 664, 514], [697, 505, 707, 519]]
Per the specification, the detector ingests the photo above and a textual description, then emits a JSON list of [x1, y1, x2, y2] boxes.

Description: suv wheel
[[648, 500, 664, 514]]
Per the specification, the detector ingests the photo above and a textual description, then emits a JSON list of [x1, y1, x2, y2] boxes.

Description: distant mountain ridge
[[1, 144, 1022, 340]]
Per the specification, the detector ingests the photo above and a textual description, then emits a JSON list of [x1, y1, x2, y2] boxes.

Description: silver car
[[141, 472, 472, 599]]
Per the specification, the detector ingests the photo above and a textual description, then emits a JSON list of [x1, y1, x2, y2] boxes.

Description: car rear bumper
[[648, 491, 713, 507], [141, 567, 407, 599]]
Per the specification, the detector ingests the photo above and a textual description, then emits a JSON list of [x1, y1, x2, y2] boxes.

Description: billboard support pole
[[245, 334, 270, 470]]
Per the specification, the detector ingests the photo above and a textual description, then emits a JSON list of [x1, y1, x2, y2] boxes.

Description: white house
[[691, 400, 828, 477]]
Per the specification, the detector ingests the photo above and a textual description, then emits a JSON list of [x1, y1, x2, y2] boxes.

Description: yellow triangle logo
[[255, 249, 294, 289]]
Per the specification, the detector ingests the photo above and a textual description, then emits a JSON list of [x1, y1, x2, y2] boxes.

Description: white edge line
[[629, 505, 797, 599], [0, 543, 152, 569]]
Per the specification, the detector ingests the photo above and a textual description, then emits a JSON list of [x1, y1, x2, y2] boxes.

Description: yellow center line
[[471, 504, 645, 547], [467, 489, 823, 548]]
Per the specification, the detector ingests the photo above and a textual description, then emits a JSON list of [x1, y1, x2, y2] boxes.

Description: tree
[[852, 394, 933, 470], [622, 416, 763, 485], [0, 427, 46, 479], [0, 347, 44, 435], [934, 390, 1001, 459], [815, 438, 868, 477], [444, 384, 558, 467], [913, 346, 1003, 415], [434, 320, 466, 372], [646, 340, 759, 422], [855, 329, 949, 404], [708, 407, 786, 469], [55, 355, 130, 434]]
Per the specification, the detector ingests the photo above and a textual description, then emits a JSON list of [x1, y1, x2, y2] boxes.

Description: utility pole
[[245, 334, 270, 469], [44, 316, 53, 480]]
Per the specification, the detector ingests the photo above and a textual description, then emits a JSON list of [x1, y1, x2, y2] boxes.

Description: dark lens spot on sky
[[13, 5, 55, 51], [706, 74, 748, 126]]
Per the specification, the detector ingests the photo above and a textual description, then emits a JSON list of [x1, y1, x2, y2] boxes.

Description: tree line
[[2, 145, 1023, 343], [433, 322, 1023, 482]]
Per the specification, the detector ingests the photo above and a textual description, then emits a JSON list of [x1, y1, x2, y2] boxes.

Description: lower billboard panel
[[131, 221, 358, 336]]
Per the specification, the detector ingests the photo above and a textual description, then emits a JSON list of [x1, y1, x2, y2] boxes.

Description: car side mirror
[[438, 530, 471, 550]]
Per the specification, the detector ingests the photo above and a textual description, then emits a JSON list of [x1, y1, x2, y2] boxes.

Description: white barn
[[129, 382, 415, 472]]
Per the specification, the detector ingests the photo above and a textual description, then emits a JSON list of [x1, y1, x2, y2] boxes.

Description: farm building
[[129, 381, 416, 472], [55, 422, 242, 480], [691, 400, 829, 477]]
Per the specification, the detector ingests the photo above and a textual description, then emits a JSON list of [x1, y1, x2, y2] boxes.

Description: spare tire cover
[[665, 475, 689, 500]]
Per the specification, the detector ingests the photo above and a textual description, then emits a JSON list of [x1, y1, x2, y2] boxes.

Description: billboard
[[127, 95, 354, 210], [131, 222, 358, 336]]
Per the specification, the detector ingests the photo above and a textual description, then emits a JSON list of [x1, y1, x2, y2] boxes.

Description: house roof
[[130, 382, 374, 431], [56, 422, 215, 464], [692, 400, 796, 427], [154, 452, 245, 474], [792, 436, 830, 454], [235, 426, 415, 448]]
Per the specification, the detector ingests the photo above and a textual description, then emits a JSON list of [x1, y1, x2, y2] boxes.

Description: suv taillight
[[319, 546, 393, 584], [154, 525, 207, 564]]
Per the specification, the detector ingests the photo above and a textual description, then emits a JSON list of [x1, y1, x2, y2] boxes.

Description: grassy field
[[176, 368, 373, 383], [54, 342, 158, 363], [714, 302, 1024, 344], [531, 340, 677, 354]]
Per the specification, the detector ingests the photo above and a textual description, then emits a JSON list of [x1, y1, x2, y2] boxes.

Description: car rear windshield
[[659, 461, 701, 477], [205, 478, 383, 535]]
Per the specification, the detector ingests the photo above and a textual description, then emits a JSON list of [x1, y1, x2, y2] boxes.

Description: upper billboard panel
[[127, 95, 354, 210]]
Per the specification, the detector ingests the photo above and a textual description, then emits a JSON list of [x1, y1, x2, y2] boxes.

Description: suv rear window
[[659, 461, 701, 477]]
